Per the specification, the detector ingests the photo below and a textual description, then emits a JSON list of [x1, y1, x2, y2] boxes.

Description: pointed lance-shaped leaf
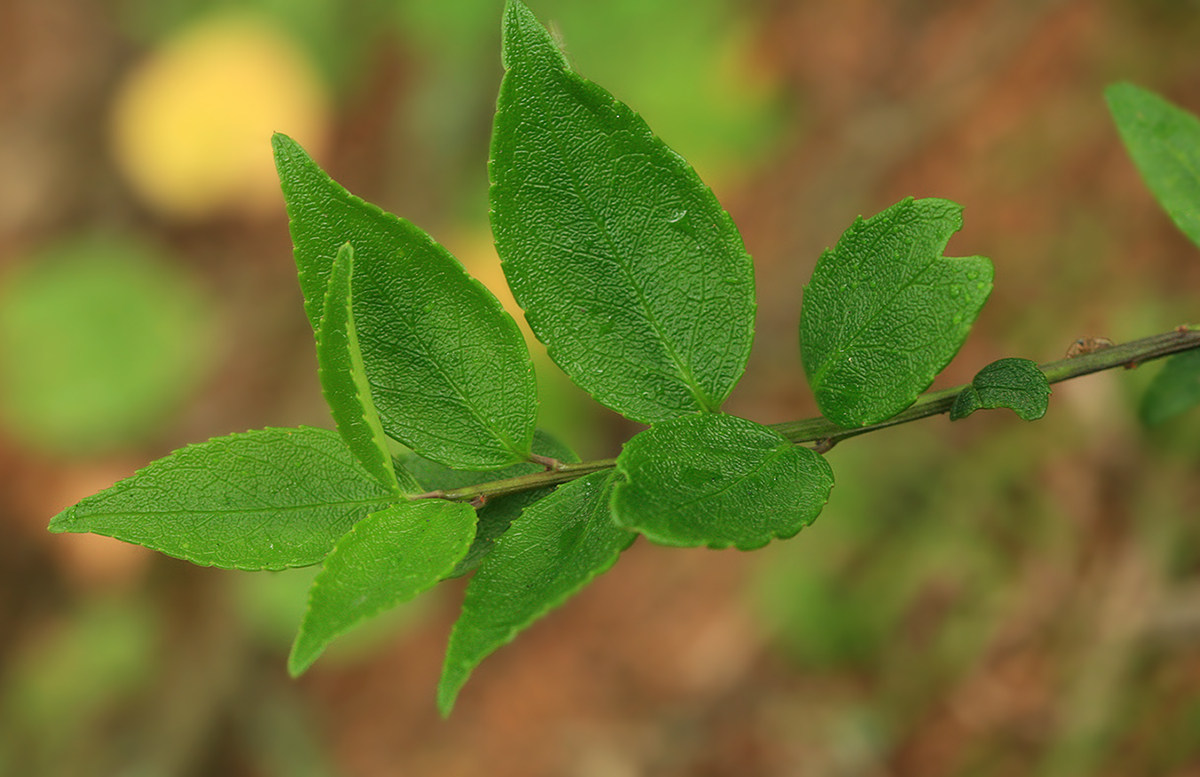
[[289, 499, 477, 676], [48, 427, 413, 571], [437, 470, 633, 716], [317, 243, 401, 492], [1106, 82, 1200, 251], [801, 197, 992, 428], [949, 357, 1050, 422], [490, 0, 756, 424], [273, 134, 537, 469], [611, 413, 833, 550]]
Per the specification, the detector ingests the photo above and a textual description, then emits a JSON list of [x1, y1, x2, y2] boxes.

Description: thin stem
[[409, 326, 1200, 503]]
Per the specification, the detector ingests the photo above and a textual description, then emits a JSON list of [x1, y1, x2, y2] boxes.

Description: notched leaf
[[950, 357, 1050, 422], [611, 413, 834, 550], [801, 197, 993, 428]]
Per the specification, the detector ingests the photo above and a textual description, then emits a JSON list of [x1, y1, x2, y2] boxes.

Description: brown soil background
[[3, 1, 1200, 775]]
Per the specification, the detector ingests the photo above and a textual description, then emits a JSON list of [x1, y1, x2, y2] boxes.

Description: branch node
[[528, 452, 566, 471], [813, 437, 837, 454]]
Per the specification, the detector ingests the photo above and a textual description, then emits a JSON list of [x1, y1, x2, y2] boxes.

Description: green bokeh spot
[[0, 238, 216, 455]]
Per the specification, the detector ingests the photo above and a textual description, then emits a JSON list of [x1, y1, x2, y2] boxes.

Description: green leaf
[[399, 429, 581, 578], [437, 470, 633, 716], [490, 0, 756, 424], [273, 133, 537, 469], [317, 242, 399, 492], [1106, 82, 1200, 250], [801, 197, 992, 428], [611, 413, 833, 550], [1140, 350, 1200, 426], [950, 358, 1050, 421], [48, 427, 408, 570], [289, 500, 476, 676]]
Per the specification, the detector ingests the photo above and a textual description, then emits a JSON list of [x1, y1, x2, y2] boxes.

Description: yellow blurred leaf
[[110, 13, 329, 219]]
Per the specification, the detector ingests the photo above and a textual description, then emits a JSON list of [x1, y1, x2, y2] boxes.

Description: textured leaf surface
[[274, 134, 537, 469], [317, 243, 398, 491], [612, 413, 833, 550], [1106, 82, 1200, 250], [399, 429, 580, 578], [437, 470, 633, 716], [48, 427, 406, 570], [1140, 350, 1200, 426], [289, 500, 476, 676], [490, 1, 755, 424], [801, 198, 992, 427], [950, 358, 1050, 421]]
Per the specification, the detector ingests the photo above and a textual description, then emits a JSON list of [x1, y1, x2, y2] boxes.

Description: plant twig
[[410, 326, 1200, 503]]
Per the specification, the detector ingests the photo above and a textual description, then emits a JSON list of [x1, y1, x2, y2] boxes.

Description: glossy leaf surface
[[801, 197, 992, 427], [1106, 82, 1200, 250], [48, 427, 408, 570], [274, 133, 537, 469], [399, 429, 580, 578], [490, 0, 755, 424], [317, 243, 399, 491], [950, 358, 1050, 421], [1140, 350, 1200, 426], [437, 470, 633, 716], [289, 499, 476, 675], [612, 413, 833, 550]]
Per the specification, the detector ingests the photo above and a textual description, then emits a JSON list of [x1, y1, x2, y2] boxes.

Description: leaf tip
[[436, 670, 464, 719], [287, 637, 319, 678], [501, 0, 567, 72], [47, 507, 77, 534]]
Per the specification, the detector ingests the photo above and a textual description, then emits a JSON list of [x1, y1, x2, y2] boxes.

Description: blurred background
[[2, 0, 1200, 774]]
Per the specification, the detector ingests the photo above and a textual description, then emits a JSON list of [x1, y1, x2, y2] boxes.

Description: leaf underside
[[437, 470, 633, 716], [950, 357, 1050, 421], [1106, 82, 1200, 250], [48, 427, 400, 571], [274, 134, 537, 469], [289, 499, 476, 676], [611, 413, 834, 550], [800, 197, 993, 428], [490, 0, 756, 424]]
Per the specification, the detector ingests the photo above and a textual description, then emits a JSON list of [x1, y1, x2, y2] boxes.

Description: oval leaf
[[1140, 350, 1200, 426], [317, 242, 399, 492], [1106, 82, 1200, 250], [490, 0, 756, 424], [437, 470, 633, 716], [398, 429, 581, 578], [47, 427, 408, 570], [611, 413, 834, 550], [289, 499, 477, 676], [800, 197, 993, 427], [274, 134, 537, 469], [950, 357, 1050, 421]]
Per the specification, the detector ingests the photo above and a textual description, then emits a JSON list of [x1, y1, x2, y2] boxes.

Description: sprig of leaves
[[47, 3, 1200, 716]]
